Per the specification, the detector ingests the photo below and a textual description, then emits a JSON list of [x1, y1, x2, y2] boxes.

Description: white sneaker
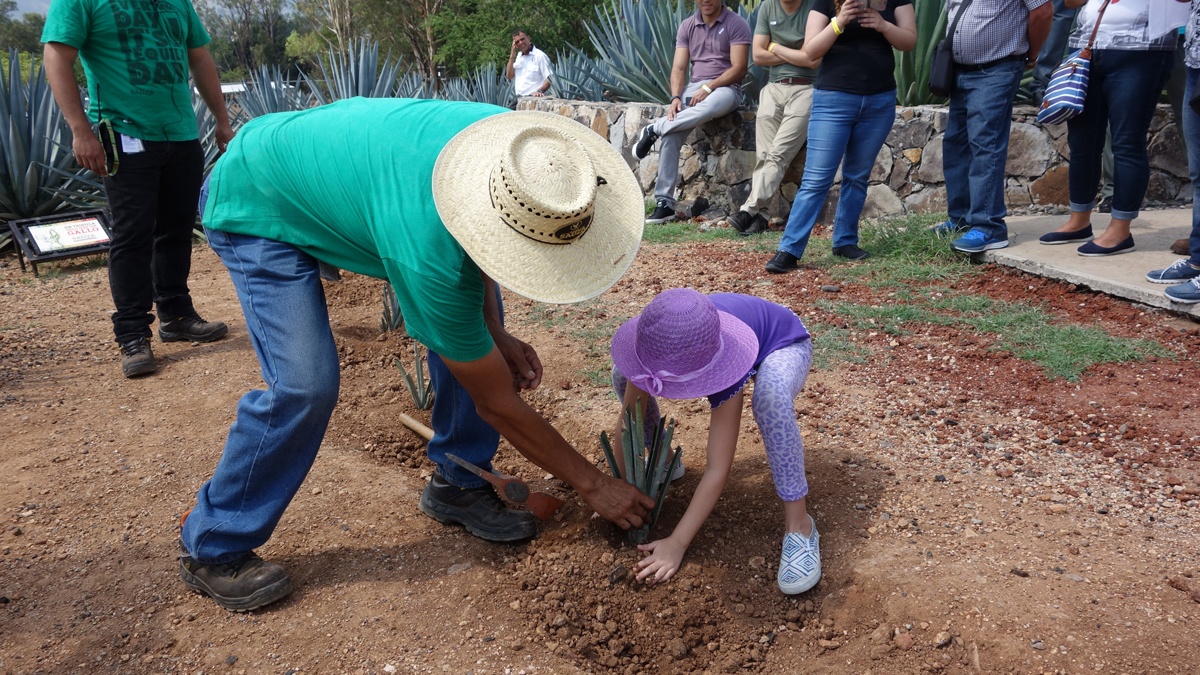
[[646, 456, 686, 482], [777, 516, 821, 594]]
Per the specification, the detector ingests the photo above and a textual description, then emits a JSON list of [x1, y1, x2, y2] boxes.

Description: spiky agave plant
[[381, 283, 403, 333], [395, 343, 433, 410], [599, 404, 681, 544]]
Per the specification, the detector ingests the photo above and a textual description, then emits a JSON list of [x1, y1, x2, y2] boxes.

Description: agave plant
[[381, 282, 403, 333], [894, 0, 948, 105], [438, 64, 515, 108], [0, 48, 103, 245], [395, 343, 433, 410], [302, 38, 403, 105], [599, 404, 681, 544], [736, 3, 767, 106], [238, 65, 313, 119], [583, 0, 690, 104], [394, 69, 433, 99], [552, 48, 610, 102]]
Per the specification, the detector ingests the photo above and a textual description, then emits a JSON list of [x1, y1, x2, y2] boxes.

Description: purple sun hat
[[611, 288, 759, 399]]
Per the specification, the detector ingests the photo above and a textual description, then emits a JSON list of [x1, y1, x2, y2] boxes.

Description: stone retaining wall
[[518, 98, 1190, 222]]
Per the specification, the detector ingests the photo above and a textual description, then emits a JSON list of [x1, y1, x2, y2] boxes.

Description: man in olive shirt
[[727, 0, 821, 235]]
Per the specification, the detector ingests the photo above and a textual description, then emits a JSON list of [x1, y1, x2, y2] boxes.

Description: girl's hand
[[857, 7, 888, 32], [634, 537, 687, 583], [836, 0, 861, 28]]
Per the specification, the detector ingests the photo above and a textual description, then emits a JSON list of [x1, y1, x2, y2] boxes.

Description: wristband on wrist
[[768, 42, 777, 52], [671, 95, 682, 102], [831, 17, 843, 35], [702, 83, 713, 94]]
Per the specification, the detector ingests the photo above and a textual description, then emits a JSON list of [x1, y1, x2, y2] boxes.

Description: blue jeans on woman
[[1066, 49, 1174, 220], [1182, 67, 1200, 266], [778, 88, 896, 259], [183, 225, 504, 563]]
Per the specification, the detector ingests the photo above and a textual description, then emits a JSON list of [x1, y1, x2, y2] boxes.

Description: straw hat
[[433, 111, 644, 304], [611, 288, 759, 400]]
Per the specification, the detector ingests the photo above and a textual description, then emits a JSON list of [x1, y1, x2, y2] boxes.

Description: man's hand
[[667, 97, 683, 120], [690, 84, 711, 106], [73, 128, 107, 176], [492, 329, 542, 390], [582, 474, 655, 530], [215, 121, 235, 154]]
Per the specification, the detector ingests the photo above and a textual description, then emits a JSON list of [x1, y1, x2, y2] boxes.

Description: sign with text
[[28, 216, 111, 254]]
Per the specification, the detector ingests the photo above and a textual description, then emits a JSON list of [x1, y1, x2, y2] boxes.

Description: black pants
[[103, 138, 204, 343]]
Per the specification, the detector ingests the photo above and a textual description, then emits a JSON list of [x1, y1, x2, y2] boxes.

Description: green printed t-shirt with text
[[203, 97, 509, 363], [42, 0, 210, 141]]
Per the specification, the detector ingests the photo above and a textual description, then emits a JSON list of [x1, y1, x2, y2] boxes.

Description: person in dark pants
[[42, 0, 234, 379]]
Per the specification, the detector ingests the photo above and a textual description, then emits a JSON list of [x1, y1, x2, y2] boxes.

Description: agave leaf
[[599, 430, 623, 481]]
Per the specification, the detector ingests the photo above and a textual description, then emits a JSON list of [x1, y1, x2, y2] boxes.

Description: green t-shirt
[[755, 0, 818, 82], [203, 97, 509, 362], [41, 0, 210, 141]]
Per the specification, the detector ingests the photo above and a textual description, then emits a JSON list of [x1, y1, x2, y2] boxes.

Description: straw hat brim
[[433, 111, 644, 305], [610, 311, 760, 400]]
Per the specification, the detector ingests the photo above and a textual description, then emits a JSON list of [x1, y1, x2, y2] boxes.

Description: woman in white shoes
[[608, 288, 821, 595]]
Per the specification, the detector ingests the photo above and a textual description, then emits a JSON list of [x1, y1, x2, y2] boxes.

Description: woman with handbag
[[764, 0, 917, 273], [1038, 0, 1176, 255]]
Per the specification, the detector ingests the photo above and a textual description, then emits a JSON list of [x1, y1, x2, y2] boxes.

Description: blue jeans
[[183, 229, 342, 563], [1031, 0, 1079, 93], [184, 227, 503, 562], [778, 88, 896, 259], [1183, 67, 1200, 266], [1066, 49, 1174, 220], [944, 60, 1024, 239]]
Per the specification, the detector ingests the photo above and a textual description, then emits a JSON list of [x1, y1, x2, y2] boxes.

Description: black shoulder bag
[[928, 0, 975, 98]]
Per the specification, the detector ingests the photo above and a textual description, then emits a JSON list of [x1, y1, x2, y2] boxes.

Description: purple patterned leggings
[[611, 338, 813, 501]]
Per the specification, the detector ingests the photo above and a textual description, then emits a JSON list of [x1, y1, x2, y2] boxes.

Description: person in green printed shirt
[[178, 98, 656, 612], [42, 0, 235, 378]]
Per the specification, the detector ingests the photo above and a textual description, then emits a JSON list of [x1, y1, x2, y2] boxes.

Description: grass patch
[[824, 214, 980, 287], [641, 220, 745, 245], [582, 367, 612, 388], [808, 324, 871, 369]]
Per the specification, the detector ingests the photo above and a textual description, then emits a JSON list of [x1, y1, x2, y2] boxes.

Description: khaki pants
[[741, 82, 814, 216]]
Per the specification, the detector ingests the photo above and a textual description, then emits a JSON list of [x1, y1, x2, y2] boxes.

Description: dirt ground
[[2, 231, 1199, 675]]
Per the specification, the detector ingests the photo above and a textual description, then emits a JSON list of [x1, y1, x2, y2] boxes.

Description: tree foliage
[[427, 0, 594, 77], [0, 1, 45, 54], [195, 0, 299, 79]]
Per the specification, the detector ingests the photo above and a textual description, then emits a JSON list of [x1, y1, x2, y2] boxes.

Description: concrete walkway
[[987, 208, 1199, 320]]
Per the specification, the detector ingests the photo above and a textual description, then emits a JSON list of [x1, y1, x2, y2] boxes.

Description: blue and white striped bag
[[1037, 48, 1092, 126]]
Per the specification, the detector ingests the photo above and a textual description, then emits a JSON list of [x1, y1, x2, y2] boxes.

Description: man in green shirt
[[727, 0, 821, 235], [42, 0, 235, 378], [178, 98, 655, 612]]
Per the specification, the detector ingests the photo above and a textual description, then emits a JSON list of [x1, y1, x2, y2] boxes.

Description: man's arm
[[188, 46, 234, 150], [43, 42, 106, 176], [439, 348, 655, 529], [752, 34, 820, 69], [667, 46, 690, 119], [1025, 2, 1053, 69], [687, 42, 748, 107], [505, 35, 519, 80]]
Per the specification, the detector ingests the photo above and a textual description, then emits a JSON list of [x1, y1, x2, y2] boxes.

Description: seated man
[[635, 0, 751, 224], [726, 0, 820, 235], [180, 99, 655, 612]]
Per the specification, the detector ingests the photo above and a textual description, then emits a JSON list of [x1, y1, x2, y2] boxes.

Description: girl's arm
[[858, 2, 917, 52], [800, 0, 862, 62], [634, 389, 745, 583]]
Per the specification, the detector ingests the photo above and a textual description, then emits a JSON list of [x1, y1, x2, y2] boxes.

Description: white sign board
[[28, 217, 111, 253]]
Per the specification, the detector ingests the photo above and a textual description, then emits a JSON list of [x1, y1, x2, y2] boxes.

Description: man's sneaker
[[159, 314, 228, 343], [952, 228, 1009, 253], [726, 210, 755, 233], [646, 199, 676, 225], [179, 541, 293, 612], [832, 244, 870, 260], [1146, 259, 1200, 284], [777, 516, 820, 595], [634, 124, 659, 159], [120, 337, 157, 378], [929, 220, 968, 237], [1165, 278, 1200, 304], [765, 250, 800, 274], [419, 472, 538, 542]]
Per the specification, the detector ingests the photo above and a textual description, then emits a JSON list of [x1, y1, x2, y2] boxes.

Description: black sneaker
[[419, 472, 538, 542], [726, 210, 755, 232], [159, 314, 228, 343], [179, 542, 293, 612], [1097, 195, 1113, 214], [765, 250, 800, 274], [634, 124, 659, 159], [119, 337, 157, 378], [832, 244, 871, 260], [740, 213, 768, 237], [646, 199, 676, 225]]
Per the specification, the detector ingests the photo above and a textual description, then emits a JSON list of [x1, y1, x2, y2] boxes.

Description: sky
[[15, 0, 49, 15]]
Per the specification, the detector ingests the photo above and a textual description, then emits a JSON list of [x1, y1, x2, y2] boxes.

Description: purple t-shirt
[[707, 293, 811, 408], [677, 7, 753, 91]]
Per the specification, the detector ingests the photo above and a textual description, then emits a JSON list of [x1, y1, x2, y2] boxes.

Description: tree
[[428, 0, 595, 78], [0, 1, 46, 54], [195, 0, 296, 79]]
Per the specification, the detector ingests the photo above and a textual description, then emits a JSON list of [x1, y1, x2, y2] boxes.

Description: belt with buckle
[[774, 76, 814, 86], [956, 54, 1026, 72]]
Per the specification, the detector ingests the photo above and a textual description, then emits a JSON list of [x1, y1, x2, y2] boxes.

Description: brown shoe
[[179, 541, 292, 612], [1171, 238, 1190, 256], [119, 338, 157, 378]]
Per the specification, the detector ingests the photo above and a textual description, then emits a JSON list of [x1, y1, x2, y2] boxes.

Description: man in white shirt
[[506, 30, 553, 97]]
